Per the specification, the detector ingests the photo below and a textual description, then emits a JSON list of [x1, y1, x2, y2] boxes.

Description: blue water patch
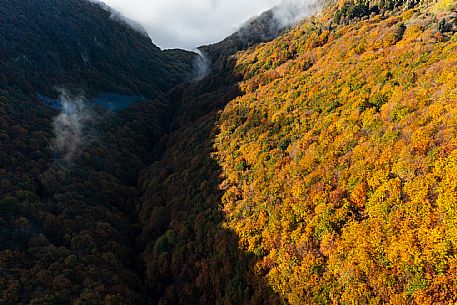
[[38, 93, 146, 111], [94, 93, 146, 111], [37, 94, 61, 109]]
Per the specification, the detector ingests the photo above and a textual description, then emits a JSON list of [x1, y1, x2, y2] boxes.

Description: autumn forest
[[2, 0, 457, 304]]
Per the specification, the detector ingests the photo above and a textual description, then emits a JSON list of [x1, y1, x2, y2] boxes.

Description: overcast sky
[[102, 0, 284, 50]]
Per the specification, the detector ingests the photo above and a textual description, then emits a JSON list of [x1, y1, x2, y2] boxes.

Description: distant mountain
[[199, 0, 322, 68], [199, 10, 287, 67], [0, 0, 197, 98]]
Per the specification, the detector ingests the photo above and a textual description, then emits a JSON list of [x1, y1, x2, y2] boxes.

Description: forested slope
[[215, 0, 457, 304], [0, 0, 196, 97], [0, 0, 289, 303], [135, 58, 282, 304], [3, 0, 457, 304], [0, 0, 196, 303]]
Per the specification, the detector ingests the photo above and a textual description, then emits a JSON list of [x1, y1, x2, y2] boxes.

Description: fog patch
[[193, 49, 210, 81], [109, 10, 149, 36], [87, 0, 149, 36], [52, 90, 94, 162], [272, 0, 321, 27]]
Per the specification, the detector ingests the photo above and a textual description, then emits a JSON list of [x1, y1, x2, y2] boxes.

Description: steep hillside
[[0, 0, 196, 304], [0, 0, 197, 98], [135, 62, 282, 304], [199, 10, 289, 67], [215, 0, 457, 304], [199, 0, 319, 69]]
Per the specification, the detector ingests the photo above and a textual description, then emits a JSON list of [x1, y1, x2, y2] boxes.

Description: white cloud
[[52, 90, 94, 162], [101, 0, 285, 50]]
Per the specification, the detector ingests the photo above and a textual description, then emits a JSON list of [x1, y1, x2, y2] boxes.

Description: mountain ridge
[[0, 0, 197, 98]]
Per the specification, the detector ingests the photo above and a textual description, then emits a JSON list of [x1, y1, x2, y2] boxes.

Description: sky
[[102, 0, 285, 50]]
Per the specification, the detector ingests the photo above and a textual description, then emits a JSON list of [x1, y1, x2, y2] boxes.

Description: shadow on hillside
[[136, 59, 282, 304]]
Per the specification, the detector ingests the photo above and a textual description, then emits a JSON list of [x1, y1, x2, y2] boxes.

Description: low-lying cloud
[[52, 90, 94, 162], [101, 0, 318, 50], [273, 0, 321, 27], [91, 0, 149, 36], [193, 49, 210, 80]]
